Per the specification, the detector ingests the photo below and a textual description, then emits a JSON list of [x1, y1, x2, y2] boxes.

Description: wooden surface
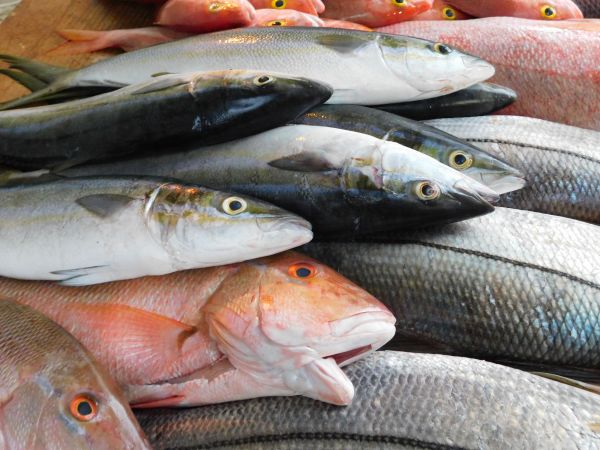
[[0, 0, 155, 101]]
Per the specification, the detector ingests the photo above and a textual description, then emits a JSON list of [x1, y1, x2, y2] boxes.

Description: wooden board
[[0, 0, 155, 101]]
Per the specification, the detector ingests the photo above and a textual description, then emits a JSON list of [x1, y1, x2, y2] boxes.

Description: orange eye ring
[[289, 263, 317, 279], [70, 395, 98, 422]]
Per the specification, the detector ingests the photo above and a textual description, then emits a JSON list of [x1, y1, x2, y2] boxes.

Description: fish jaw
[[475, 170, 527, 195]]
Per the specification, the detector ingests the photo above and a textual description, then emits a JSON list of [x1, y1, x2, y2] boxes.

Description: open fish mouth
[[327, 344, 373, 366]]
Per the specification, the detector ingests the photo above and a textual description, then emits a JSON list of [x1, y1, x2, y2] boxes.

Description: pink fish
[[413, 0, 471, 19], [252, 8, 324, 26], [321, 0, 434, 28], [249, 0, 324, 15], [446, 0, 583, 19], [156, 0, 256, 32], [378, 17, 600, 129], [321, 18, 373, 30]]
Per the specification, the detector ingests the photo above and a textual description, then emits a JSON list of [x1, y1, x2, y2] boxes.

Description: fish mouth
[[454, 179, 499, 206], [461, 56, 495, 84], [326, 344, 373, 366], [480, 173, 527, 195]]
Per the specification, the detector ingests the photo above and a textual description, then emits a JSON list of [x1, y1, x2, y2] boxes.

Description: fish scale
[[574, 0, 600, 16]]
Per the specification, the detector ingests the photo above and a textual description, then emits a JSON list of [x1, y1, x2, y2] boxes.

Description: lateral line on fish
[[178, 433, 468, 450], [465, 138, 600, 165], [395, 241, 600, 291]]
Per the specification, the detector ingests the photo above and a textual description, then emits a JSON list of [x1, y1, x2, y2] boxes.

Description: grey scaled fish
[[573, 0, 600, 17], [426, 115, 600, 224], [0, 70, 331, 170], [135, 351, 600, 450], [0, 28, 494, 109], [55, 125, 497, 239], [373, 82, 516, 120], [305, 208, 600, 377], [0, 299, 151, 449], [294, 104, 524, 194]]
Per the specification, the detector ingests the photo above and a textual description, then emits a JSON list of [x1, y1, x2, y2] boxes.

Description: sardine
[[0, 177, 312, 285], [135, 351, 600, 450], [294, 105, 524, 194], [0, 27, 495, 109], [0, 71, 331, 170], [0, 252, 396, 407], [0, 300, 151, 449], [55, 125, 497, 239], [426, 115, 600, 224], [374, 82, 517, 120], [305, 208, 600, 376]]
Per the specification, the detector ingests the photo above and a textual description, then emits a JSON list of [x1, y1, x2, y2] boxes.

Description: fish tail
[[49, 29, 112, 55], [0, 85, 66, 111], [0, 53, 71, 85], [0, 68, 47, 92]]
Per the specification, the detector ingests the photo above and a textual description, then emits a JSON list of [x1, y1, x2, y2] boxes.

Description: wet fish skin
[[573, 0, 600, 16], [0, 176, 312, 285], [0, 300, 150, 450], [57, 125, 497, 239], [426, 115, 600, 224], [412, 0, 472, 20], [135, 351, 600, 450], [374, 82, 517, 120], [304, 207, 600, 371], [0, 71, 332, 170], [294, 105, 525, 194], [321, 0, 433, 28], [447, 0, 583, 19]]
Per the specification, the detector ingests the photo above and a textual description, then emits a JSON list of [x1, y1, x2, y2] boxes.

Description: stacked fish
[[0, 24, 599, 450]]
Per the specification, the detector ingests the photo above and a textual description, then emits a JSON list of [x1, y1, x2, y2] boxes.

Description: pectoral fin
[[51, 265, 111, 286], [317, 34, 372, 54], [268, 152, 337, 172], [130, 75, 189, 95], [76, 194, 137, 218]]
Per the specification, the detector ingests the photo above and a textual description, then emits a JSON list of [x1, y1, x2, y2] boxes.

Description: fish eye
[[208, 2, 224, 12], [391, 0, 407, 7], [267, 20, 286, 26], [254, 75, 275, 86], [69, 395, 98, 422], [449, 150, 473, 170], [289, 262, 317, 279], [415, 181, 441, 201], [222, 197, 247, 215], [271, 0, 286, 7], [433, 42, 452, 55], [540, 4, 557, 18], [442, 6, 456, 19]]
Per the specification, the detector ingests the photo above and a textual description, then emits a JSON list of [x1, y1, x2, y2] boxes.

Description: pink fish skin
[[413, 0, 471, 19], [322, 0, 434, 28], [0, 251, 396, 408], [156, 0, 256, 32], [446, 0, 583, 19], [379, 17, 600, 130], [321, 18, 373, 30], [252, 8, 324, 26], [249, 0, 324, 15], [50, 27, 192, 55]]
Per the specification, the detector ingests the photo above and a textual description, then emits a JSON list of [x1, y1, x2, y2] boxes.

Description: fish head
[[261, 0, 320, 15], [146, 183, 313, 267], [369, 0, 433, 25], [378, 34, 495, 99], [534, 0, 583, 19], [253, 9, 324, 27]]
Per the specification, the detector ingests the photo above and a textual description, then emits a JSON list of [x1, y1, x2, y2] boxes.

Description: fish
[[0, 70, 331, 170], [249, 0, 324, 15], [304, 207, 600, 378], [135, 351, 600, 449], [378, 18, 600, 129], [155, 0, 256, 33], [252, 8, 324, 26], [374, 82, 517, 120], [413, 0, 472, 19], [0, 176, 312, 285], [425, 115, 600, 224], [0, 27, 495, 109], [320, 18, 373, 30], [0, 252, 396, 407], [0, 300, 151, 449], [573, 0, 600, 17], [293, 104, 525, 194], [321, 0, 434, 27], [53, 125, 497, 239], [446, 0, 583, 19]]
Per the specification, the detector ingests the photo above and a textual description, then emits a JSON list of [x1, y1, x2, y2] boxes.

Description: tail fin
[[0, 68, 47, 92], [0, 53, 70, 85], [49, 29, 112, 56], [0, 86, 71, 111]]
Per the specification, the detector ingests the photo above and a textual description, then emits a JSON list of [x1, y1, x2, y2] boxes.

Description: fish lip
[[461, 55, 495, 83], [329, 310, 396, 337], [482, 173, 527, 195], [326, 344, 373, 366], [455, 179, 499, 205]]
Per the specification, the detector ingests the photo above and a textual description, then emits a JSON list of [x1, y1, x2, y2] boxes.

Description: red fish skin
[[249, 0, 321, 15], [379, 17, 600, 130], [252, 8, 324, 26], [322, 0, 434, 28], [156, 0, 256, 33], [447, 0, 583, 19], [413, 0, 471, 19], [321, 18, 374, 30]]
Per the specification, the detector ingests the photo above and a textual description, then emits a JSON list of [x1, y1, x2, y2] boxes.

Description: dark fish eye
[[70, 395, 98, 422], [443, 7, 456, 19], [392, 0, 407, 5], [289, 263, 317, 279], [254, 75, 274, 86], [269, 20, 283, 26], [272, 0, 286, 7], [222, 196, 248, 215], [540, 4, 557, 18], [415, 181, 441, 201], [449, 150, 474, 170], [433, 43, 452, 55]]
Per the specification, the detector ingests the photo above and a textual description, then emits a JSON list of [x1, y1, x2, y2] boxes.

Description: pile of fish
[[0, 17, 598, 450]]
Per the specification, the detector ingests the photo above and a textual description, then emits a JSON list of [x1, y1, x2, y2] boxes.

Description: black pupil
[[275, 0, 284, 6], [445, 9, 454, 17], [258, 76, 269, 83], [454, 154, 467, 165], [422, 184, 435, 197], [229, 200, 243, 211], [439, 45, 450, 54], [544, 7, 553, 15], [77, 401, 93, 416], [272, 21, 282, 25], [296, 267, 311, 278]]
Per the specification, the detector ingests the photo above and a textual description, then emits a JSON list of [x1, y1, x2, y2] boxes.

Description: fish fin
[[129, 75, 191, 95], [0, 167, 54, 187], [131, 396, 186, 409], [268, 152, 336, 172], [317, 33, 371, 53], [0, 85, 76, 111], [50, 265, 111, 286], [76, 194, 137, 218], [0, 53, 71, 85], [151, 72, 174, 78], [48, 29, 114, 56], [0, 68, 47, 92], [531, 372, 600, 395]]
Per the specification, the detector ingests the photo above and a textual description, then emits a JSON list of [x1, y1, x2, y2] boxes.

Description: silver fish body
[[136, 351, 600, 450]]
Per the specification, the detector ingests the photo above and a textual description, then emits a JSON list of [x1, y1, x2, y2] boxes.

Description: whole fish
[[321, 0, 434, 27], [426, 115, 600, 224], [375, 82, 517, 120], [379, 18, 600, 129], [0, 28, 495, 109], [0, 252, 396, 407], [413, 0, 471, 19], [293, 105, 525, 194], [0, 177, 312, 285], [55, 125, 497, 239], [321, 18, 373, 30], [249, 0, 325, 14], [0, 70, 331, 170], [155, 0, 256, 33], [447, 0, 583, 19], [573, 0, 600, 16], [0, 300, 151, 449], [136, 351, 600, 450], [252, 8, 324, 26], [305, 207, 600, 376]]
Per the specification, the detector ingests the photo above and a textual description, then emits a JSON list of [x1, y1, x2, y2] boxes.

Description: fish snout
[[450, 180, 496, 216], [257, 215, 314, 246], [478, 169, 527, 196], [461, 55, 495, 84]]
